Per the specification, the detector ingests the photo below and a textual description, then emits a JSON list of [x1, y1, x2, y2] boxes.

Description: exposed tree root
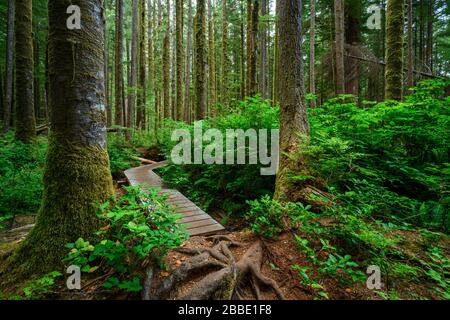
[[152, 239, 285, 300]]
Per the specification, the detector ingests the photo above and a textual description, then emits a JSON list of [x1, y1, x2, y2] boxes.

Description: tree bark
[[184, 0, 193, 122], [274, 0, 310, 202], [3, 0, 14, 133], [246, 0, 259, 96], [407, 0, 414, 88], [207, 0, 217, 116], [14, 0, 36, 143], [163, 0, 171, 119], [176, 0, 184, 121], [194, 0, 207, 120], [309, 0, 316, 108], [6, 0, 114, 276], [127, 0, 139, 139], [385, 0, 405, 101], [137, 0, 147, 129], [334, 0, 345, 95], [115, 0, 125, 126]]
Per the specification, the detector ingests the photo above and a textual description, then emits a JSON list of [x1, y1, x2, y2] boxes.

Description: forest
[[0, 0, 449, 302]]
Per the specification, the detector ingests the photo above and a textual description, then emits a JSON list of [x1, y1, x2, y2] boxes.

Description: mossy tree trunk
[[175, 0, 184, 121], [274, 0, 310, 202], [3, 0, 14, 133], [194, 0, 207, 120], [14, 0, 36, 143], [385, 0, 405, 101], [115, 0, 125, 126], [207, 0, 216, 116], [5, 0, 114, 277]]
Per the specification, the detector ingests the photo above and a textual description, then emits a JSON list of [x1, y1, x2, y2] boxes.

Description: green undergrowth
[[1, 186, 187, 299]]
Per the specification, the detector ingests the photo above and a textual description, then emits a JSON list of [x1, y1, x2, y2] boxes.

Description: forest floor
[[1, 146, 448, 300]]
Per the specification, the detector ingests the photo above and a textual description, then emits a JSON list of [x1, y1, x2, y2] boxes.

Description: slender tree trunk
[[274, 0, 310, 202], [221, 0, 229, 106], [176, 0, 184, 121], [426, 0, 433, 72], [3, 0, 14, 133], [33, 35, 41, 121], [194, 0, 207, 120], [309, 0, 316, 108], [272, 2, 279, 105], [137, 0, 147, 129], [246, 0, 258, 96], [385, 0, 405, 101], [207, 0, 216, 115], [115, 0, 124, 126], [7, 0, 114, 276], [344, 0, 361, 96], [163, 0, 171, 119], [184, 0, 193, 122], [240, 3, 246, 100], [14, 0, 36, 142], [260, 0, 267, 99], [128, 0, 139, 137], [407, 0, 414, 88], [334, 0, 345, 95]]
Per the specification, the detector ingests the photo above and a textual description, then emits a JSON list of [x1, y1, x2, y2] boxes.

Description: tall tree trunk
[[426, 0, 433, 72], [334, 0, 345, 95], [163, 0, 171, 119], [194, 0, 207, 120], [148, 0, 155, 92], [137, 0, 147, 129], [115, 0, 125, 126], [240, 3, 246, 101], [272, 2, 279, 105], [184, 0, 193, 122], [260, 0, 267, 99], [176, 0, 184, 121], [207, 0, 216, 115], [7, 0, 114, 276], [274, 0, 310, 201], [407, 0, 414, 88], [33, 35, 41, 121], [385, 0, 405, 101], [14, 0, 36, 143], [344, 0, 361, 96], [103, 8, 111, 127], [3, 0, 14, 133], [221, 0, 229, 106], [309, 0, 316, 108], [128, 0, 139, 136], [246, 0, 258, 96]]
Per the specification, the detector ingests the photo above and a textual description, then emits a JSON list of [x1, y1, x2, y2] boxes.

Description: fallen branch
[[130, 156, 156, 165]]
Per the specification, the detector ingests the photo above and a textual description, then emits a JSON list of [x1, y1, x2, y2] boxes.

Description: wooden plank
[[178, 214, 211, 223], [125, 161, 225, 237], [188, 224, 225, 236], [186, 219, 218, 230]]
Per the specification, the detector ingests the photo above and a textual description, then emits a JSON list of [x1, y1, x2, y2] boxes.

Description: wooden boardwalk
[[124, 161, 225, 237]]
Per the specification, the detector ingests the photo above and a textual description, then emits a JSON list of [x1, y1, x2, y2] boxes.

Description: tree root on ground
[[150, 238, 285, 300]]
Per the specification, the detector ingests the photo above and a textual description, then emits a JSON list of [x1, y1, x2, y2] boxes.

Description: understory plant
[[64, 186, 188, 293]]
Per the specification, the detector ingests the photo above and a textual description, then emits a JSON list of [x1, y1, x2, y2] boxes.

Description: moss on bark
[[385, 0, 405, 101]]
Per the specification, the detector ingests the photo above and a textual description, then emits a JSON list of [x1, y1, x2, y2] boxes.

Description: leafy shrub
[[157, 97, 278, 214], [64, 186, 188, 293], [0, 134, 47, 226]]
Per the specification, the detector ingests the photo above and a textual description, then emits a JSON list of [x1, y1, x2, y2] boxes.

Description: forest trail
[[124, 162, 225, 237]]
